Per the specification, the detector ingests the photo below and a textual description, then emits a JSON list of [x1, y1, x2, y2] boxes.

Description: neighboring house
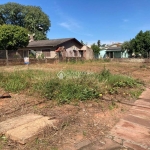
[[81, 45, 94, 60], [18, 38, 93, 59], [0, 38, 94, 60], [99, 43, 129, 58]]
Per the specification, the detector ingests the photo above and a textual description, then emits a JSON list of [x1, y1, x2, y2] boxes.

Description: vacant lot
[[0, 61, 150, 150]]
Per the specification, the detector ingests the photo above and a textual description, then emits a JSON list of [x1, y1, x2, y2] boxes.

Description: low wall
[[109, 58, 150, 63], [0, 58, 150, 66], [0, 58, 59, 66]]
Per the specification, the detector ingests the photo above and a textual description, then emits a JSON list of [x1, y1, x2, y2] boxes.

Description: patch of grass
[[130, 89, 143, 99], [43, 78, 100, 104], [109, 101, 117, 110], [0, 67, 144, 104]]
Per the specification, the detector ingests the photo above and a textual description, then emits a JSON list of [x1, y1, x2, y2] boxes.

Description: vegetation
[[91, 43, 101, 57], [0, 24, 29, 50], [0, 67, 143, 104], [80, 40, 84, 45], [122, 30, 150, 57], [97, 40, 101, 47], [0, 24, 29, 64], [0, 2, 51, 40]]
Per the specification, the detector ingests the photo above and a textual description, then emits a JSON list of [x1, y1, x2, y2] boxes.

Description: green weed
[[0, 67, 144, 104]]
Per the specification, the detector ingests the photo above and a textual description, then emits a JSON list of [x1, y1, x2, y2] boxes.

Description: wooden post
[[6, 49, 8, 66]]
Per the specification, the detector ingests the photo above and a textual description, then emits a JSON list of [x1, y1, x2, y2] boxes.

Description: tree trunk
[[6, 49, 8, 66]]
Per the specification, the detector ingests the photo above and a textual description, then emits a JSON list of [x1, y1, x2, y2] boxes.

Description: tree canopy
[[97, 40, 101, 47], [91, 43, 101, 55], [0, 24, 29, 50], [0, 2, 51, 40], [122, 30, 150, 57], [80, 40, 85, 45]]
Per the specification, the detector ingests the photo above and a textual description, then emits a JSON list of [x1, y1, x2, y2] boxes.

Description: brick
[[123, 115, 150, 129]]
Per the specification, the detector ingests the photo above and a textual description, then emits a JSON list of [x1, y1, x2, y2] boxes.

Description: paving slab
[[134, 100, 150, 108], [110, 126, 150, 147], [123, 114, 150, 128], [140, 98, 150, 103], [132, 106, 150, 113], [113, 119, 150, 136], [5, 116, 58, 144], [139, 88, 150, 99], [0, 113, 43, 135], [107, 88, 150, 150], [129, 108, 150, 120]]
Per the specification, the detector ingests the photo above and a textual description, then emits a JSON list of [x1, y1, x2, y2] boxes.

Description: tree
[[122, 30, 150, 58], [91, 43, 100, 58], [121, 41, 131, 52], [0, 24, 29, 65], [97, 40, 101, 47], [0, 2, 51, 40], [81, 40, 84, 45]]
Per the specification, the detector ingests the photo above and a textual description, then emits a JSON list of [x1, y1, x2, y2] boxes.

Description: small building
[[18, 38, 93, 60], [81, 45, 94, 60], [0, 38, 94, 60], [99, 43, 129, 58]]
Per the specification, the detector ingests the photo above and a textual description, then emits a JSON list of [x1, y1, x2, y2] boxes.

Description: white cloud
[[59, 22, 71, 30], [59, 17, 81, 31]]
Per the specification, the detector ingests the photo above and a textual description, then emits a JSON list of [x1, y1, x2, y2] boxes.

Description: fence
[[0, 58, 150, 66]]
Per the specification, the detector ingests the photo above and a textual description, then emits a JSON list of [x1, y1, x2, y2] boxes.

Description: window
[[73, 50, 78, 57], [42, 49, 51, 58]]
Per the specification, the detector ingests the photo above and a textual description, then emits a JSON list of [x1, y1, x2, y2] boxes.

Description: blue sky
[[1, 0, 150, 45]]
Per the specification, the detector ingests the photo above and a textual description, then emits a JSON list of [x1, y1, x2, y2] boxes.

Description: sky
[[1, 0, 150, 45]]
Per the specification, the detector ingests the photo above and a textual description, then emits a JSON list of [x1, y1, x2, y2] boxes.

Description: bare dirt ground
[[0, 61, 150, 150]]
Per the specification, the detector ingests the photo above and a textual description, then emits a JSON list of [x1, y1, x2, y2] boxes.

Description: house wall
[[85, 49, 94, 60], [99, 50, 129, 58], [99, 50, 106, 58], [114, 51, 121, 58], [27, 47, 57, 59], [121, 50, 129, 58], [18, 39, 83, 59], [59, 40, 82, 57]]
